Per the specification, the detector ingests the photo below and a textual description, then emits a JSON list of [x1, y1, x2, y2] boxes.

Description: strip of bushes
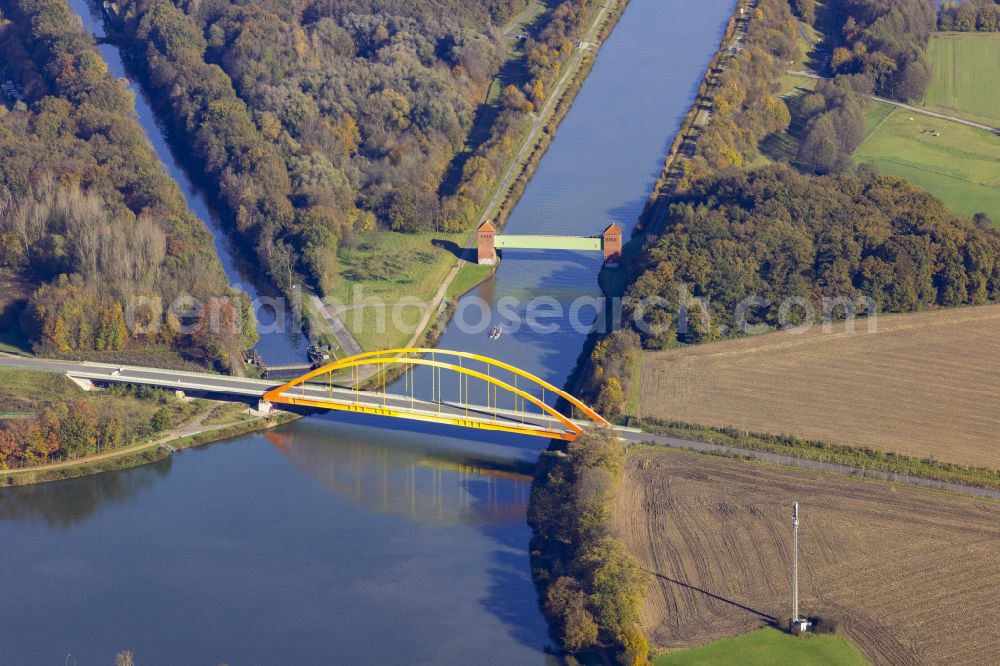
[[630, 418, 1000, 492], [529, 429, 651, 665]]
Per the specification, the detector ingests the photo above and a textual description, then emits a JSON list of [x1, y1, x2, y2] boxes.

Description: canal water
[[0, 1, 735, 663]]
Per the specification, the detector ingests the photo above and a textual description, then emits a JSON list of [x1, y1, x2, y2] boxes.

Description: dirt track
[[615, 449, 1000, 665], [640, 305, 1000, 469]]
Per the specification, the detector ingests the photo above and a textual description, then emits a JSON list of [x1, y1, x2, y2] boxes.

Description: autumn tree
[[545, 577, 599, 652]]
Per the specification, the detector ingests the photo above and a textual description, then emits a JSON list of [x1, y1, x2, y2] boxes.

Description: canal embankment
[[1, 408, 298, 487]]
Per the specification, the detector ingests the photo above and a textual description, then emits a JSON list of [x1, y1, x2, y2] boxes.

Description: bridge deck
[[0, 356, 580, 439], [493, 235, 602, 251]]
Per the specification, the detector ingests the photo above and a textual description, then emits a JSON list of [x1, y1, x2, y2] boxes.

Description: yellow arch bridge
[[262, 348, 610, 441]]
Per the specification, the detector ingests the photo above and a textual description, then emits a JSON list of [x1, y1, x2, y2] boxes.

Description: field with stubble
[[639, 305, 1000, 469], [616, 449, 1000, 665]]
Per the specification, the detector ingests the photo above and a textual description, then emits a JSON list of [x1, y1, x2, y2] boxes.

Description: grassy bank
[[628, 418, 1000, 492], [0, 367, 202, 447], [326, 230, 469, 351], [1, 411, 298, 486], [0, 366, 301, 486], [654, 628, 867, 666]]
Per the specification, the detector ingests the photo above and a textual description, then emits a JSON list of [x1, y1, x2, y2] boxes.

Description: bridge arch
[[262, 348, 610, 440]]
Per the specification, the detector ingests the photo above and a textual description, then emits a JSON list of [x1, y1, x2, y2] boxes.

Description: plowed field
[[616, 449, 1000, 665]]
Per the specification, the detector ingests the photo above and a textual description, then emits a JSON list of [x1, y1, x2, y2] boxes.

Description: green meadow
[[654, 628, 868, 666], [854, 103, 1000, 222]]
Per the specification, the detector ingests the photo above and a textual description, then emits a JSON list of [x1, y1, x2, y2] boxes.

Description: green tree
[[617, 624, 651, 666], [58, 401, 97, 457], [97, 303, 128, 351], [99, 416, 125, 452], [150, 408, 172, 433], [576, 538, 649, 640], [595, 378, 625, 419]]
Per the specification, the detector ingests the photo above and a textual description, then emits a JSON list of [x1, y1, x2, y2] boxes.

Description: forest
[[0, 0, 254, 366], [114, 0, 601, 296], [626, 166, 1000, 347], [829, 0, 936, 100], [939, 0, 1000, 31]]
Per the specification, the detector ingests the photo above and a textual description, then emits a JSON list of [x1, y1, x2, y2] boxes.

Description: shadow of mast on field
[[651, 572, 778, 623]]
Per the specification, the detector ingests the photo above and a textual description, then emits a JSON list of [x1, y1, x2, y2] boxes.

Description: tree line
[[679, 0, 797, 185], [939, 0, 1000, 31], [529, 429, 650, 664], [0, 0, 253, 365]]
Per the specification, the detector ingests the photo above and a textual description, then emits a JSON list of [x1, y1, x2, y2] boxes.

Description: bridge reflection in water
[[264, 425, 534, 527]]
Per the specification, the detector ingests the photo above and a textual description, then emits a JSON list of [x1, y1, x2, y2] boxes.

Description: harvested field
[[639, 305, 1000, 469], [616, 448, 1000, 665]]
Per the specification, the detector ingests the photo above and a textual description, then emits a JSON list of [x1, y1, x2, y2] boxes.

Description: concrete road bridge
[[0, 349, 610, 441]]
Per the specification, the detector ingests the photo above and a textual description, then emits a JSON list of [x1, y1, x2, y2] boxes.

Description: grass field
[[639, 305, 1000, 469], [445, 262, 494, 299], [616, 448, 1000, 665], [328, 231, 468, 350], [922, 33, 1000, 127], [655, 628, 867, 666], [853, 102, 1000, 221]]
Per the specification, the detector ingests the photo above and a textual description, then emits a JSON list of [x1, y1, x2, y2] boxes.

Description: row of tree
[[529, 429, 650, 663], [115, 0, 300, 291], [679, 0, 797, 185], [939, 0, 1000, 31], [0, 0, 253, 363]]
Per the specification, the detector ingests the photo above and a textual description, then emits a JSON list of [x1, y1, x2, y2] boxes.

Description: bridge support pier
[[477, 220, 498, 265], [602, 223, 622, 265], [256, 400, 274, 415]]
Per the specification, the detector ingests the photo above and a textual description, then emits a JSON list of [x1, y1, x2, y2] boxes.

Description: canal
[[0, 1, 735, 663]]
